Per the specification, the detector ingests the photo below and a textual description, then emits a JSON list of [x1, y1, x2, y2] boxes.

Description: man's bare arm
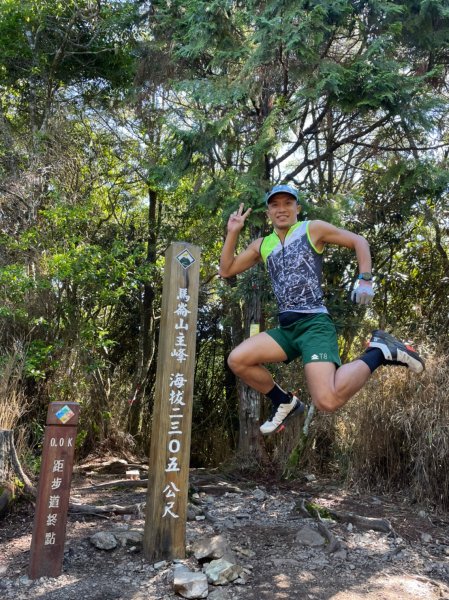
[[219, 203, 261, 278], [219, 237, 262, 278], [309, 220, 372, 274]]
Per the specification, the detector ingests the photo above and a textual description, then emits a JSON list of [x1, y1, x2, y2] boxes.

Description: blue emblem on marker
[[55, 405, 75, 424]]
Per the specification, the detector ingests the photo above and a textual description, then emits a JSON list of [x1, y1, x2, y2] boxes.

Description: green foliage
[[0, 0, 137, 87], [75, 428, 87, 451], [0, 264, 34, 319], [13, 477, 24, 491], [24, 340, 54, 380], [305, 501, 332, 519], [21, 450, 42, 475]]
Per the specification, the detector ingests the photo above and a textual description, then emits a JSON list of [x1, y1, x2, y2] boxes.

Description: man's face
[[266, 193, 300, 229]]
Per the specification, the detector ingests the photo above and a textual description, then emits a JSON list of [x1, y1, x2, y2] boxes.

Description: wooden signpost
[[29, 402, 80, 579], [143, 242, 200, 561]]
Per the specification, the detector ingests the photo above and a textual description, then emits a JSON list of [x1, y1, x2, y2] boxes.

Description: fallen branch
[[327, 509, 394, 534], [292, 499, 341, 553], [74, 459, 148, 474], [309, 507, 341, 553], [78, 479, 148, 492], [295, 498, 394, 535], [69, 501, 145, 517], [192, 483, 243, 495], [296, 498, 312, 518], [78, 478, 243, 495], [294, 499, 393, 549]]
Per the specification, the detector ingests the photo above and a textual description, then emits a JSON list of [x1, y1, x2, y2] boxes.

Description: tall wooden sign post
[[29, 402, 80, 579], [143, 242, 200, 561]]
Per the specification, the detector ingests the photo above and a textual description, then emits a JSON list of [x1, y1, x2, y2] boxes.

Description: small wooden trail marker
[[143, 242, 200, 561], [29, 402, 80, 579]]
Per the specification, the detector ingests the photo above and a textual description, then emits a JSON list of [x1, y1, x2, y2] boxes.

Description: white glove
[[351, 280, 374, 305]]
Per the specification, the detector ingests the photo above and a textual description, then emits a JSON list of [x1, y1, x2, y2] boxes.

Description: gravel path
[[1, 474, 448, 599]]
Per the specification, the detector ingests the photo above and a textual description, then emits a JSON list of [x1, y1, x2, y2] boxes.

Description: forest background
[[0, 0, 448, 511]]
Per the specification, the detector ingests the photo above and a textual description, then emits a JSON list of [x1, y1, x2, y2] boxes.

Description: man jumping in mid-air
[[219, 185, 425, 434]]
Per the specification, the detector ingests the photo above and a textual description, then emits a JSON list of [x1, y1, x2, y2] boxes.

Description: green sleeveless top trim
[[260, 221, 327, 314]]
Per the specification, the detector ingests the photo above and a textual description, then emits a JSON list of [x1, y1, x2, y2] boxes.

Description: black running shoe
[[260, 394, 305, 435], [368, 330, 425, 374]]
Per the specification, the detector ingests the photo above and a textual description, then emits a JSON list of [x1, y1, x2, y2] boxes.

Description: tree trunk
[[237, 266, 267, 466], [237, 380, 264, 464], [222, 277, 244, 443], [0, 430, 15, 518], [0, 429, 36, 517], [283, 405, 316, 479], [127, 187, 158, 438], [0, 429, 14, 482]]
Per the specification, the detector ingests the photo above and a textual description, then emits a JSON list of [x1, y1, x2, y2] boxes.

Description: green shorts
[[266, 313, 341, 366]]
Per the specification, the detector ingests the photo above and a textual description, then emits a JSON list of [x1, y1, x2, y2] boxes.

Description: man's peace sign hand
[[227, 203, 252, 234]]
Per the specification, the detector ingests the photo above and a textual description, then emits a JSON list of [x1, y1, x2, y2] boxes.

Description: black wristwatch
[[358, 272, 373, 281]]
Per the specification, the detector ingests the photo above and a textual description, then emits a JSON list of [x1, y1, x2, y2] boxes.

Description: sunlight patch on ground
[[273, 572, 292, 589], [257, 580, 291, 598], [329, 574, 439, 600], [296, 571, 317, 583], [0, 534, 32, 561]]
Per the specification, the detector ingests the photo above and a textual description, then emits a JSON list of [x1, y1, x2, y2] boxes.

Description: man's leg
[[227, 333, 304, 434], [227, 332, 288, 393], [305, 329, 426, 412], [299, 313, 373, 412], [305, 360, 371, 413]]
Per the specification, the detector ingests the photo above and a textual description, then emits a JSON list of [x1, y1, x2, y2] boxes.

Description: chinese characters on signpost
[[144, 243, 200, 561], [162, 288, 192, 519], [29, 402, 80, 579]]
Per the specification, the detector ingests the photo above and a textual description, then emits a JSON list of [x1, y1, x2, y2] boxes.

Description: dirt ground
[[1, 467, 449, 600]]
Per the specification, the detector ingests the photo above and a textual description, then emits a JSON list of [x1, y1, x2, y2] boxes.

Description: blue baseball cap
[[265, 184, 299, 205]]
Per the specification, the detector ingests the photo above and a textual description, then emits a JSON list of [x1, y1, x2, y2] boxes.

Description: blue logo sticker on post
[[176, 249, 195, 270], [55, 405, 75, 424]]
